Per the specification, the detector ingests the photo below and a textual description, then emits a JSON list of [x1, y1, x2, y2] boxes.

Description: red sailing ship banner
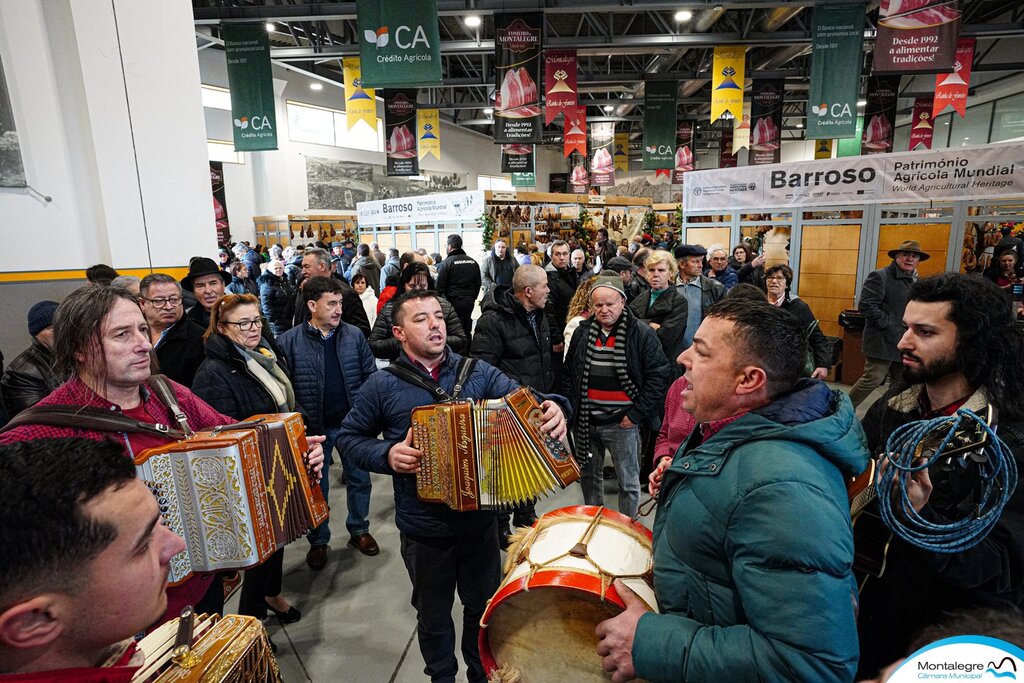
[[909, 97, 936, 150], [493, 13, 543, 144], [861, 76, 901, 156], [671, 120, 695, 184], [544, 50, 577, 125], [383, 89, 419, 176], [750, 79, 784, 166], [873, 0, 962, 74], [564, 106, 587, 158], [590, 122, 615, 187], [933, 38, 975, 118]]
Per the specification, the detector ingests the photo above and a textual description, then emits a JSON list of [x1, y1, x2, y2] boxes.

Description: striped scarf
[[573, 309, 640, 464]]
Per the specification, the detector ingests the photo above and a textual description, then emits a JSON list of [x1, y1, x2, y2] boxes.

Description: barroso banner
[[357, 190, 485, 227], [223, 24, 277, 152], [643, 80, 676, 170], [873, 0, 961, 74], [750, 79, 784, 166], [493, 13, 543, 144], [683, 141, 1024, 211], [383, 89, 418, 176], [356, 0, 442, 87], [806, 3, 865, 140]]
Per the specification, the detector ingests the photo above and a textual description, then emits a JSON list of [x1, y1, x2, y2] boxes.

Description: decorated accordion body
[[411, 387, 580, 512], [132, 613, 280, 682], [134, 413, 328, 585]]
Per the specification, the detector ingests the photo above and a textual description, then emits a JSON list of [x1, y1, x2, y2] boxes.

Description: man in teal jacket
[[597, 297, 869, 683]]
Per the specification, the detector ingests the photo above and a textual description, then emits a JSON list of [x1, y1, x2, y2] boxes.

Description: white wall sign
[[683, 142, 1024, 211], [357, 189, 485, 227]]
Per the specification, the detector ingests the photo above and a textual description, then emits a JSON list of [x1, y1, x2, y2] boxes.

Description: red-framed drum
[[479, 505, 658, 682]]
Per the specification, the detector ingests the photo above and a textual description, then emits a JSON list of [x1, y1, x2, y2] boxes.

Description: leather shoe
[[347, 533, 380, 556], [306, 544, 328, 570], [498, 527, 513, 551], [264, 600, 301, 624]]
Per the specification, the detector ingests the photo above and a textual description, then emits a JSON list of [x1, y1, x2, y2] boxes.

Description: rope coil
[[878, 407, 1017, 554]]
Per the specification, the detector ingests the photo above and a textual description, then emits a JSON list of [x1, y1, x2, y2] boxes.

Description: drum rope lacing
[[509, 508, 654, 601]]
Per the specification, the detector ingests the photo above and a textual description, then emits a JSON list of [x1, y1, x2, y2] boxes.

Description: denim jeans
[[307, 425, 372, 546], [580, 422, 641, 517]]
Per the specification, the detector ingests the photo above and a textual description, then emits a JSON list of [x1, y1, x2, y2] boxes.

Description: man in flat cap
[[848, 240, 931, 409], [674, 244, 725, 352]]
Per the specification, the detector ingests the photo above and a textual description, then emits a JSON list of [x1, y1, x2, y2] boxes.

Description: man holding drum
[[597, 297, 868, 682]]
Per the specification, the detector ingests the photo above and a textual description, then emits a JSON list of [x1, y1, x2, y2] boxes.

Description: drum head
[[486, 586, 620, 682]]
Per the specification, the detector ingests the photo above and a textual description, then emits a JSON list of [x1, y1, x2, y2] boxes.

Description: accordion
[[133, 611, 280, 682], [134, 413, 328, 585], [411, 387, 580, 512]]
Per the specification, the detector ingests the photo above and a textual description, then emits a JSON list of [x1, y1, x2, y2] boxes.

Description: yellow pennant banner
[[732, 101, 752, 154], [417, 108, 441, 161], [343, 57, 377, 131], [814, 139, 834, 159], [711, 45, 746, 123], [614, 132, 629, 172]]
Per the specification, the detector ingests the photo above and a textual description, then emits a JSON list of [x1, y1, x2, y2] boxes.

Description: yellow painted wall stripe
[[0, 267, 191, 284]]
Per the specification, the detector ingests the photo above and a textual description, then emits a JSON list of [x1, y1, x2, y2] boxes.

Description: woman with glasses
[[763, 264, 832, 380], [191, 293, 303, 632]]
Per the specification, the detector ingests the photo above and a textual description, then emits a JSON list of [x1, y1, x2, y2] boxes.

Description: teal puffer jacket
[[633, 380, 869, 683]]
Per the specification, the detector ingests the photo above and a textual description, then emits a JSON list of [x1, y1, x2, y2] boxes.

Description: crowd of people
[[1, 229, 1023, 683]]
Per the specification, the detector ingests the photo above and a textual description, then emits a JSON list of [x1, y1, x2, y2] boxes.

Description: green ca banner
[[223, 24, 277, 152], [643, 80, 677, 170], [806, 3, 865, 140], [357, 0, 442, 87]]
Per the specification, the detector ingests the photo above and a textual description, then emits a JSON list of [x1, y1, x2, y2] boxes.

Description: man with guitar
[[856, 273, 1024, 679]]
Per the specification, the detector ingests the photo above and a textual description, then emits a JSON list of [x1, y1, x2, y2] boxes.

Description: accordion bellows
[[134, 413, 328, 584], [412, 388, 580, 512]]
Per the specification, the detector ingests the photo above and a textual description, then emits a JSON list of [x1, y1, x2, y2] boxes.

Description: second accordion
[[134, 413, 328, 585], [411, 387, 580, 512]]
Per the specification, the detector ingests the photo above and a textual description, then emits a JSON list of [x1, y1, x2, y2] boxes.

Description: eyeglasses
[[143, 296, 182, 308], [765, 276, 787, 282], [222, 319, 263, 331]]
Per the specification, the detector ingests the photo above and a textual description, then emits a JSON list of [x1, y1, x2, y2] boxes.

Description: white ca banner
[[683, 142, 1024, 211], [357, 190, 485, 227]]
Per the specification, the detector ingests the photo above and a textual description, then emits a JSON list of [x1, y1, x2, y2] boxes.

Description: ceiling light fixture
[[483, 107, 494, 115], [265, 22, 275, 32], [465, 15, 482, 28], [796, 122, 803, 128], [674, 10, 693, 22], [604, 105, 614, 113], [310, 82, 323, 91], [857, 99, 867, 107]]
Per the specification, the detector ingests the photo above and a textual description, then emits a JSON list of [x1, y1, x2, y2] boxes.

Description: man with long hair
[[857, 273, 1024, 678]]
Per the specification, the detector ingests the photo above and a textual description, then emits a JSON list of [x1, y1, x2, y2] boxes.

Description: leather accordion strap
[[0, 404, 186, 439], [383, 357, 477, 402], [146, 374, 194, 436]]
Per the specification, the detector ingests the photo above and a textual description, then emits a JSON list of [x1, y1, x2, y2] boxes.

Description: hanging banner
[[493, 13, 543, 144], [417, 108, 441, 161], [683, 142, 1024, 212], [356, 0, 442, 87], [501, 144, 534, 174], [806, 3, 866, 140], [383, 89, 419, 176], [732, 102, 752, 154], [711, 46, 746, 123], [719, 126, 738, 169], [750, 79, 784, 166], [512, 150, 536, 188], [343, 58, 377, 131], [614, 132, 630, 172], [873, 0, 961, 74], [909, 97, 936, 150], [223, 24, 278, 152], [643, 80, 676, 170], [837, 117, 865, 157], [933, 38, 975, 118], [564, 106, 587, 158], [358, 190, 485, 227], [569, 152, 589, 194], [590, 122, 615, 187], [814, 139, 834, 160], [544, 50, 577, 125], [671, 120, 695, 184], [861, 76, 901, 155]]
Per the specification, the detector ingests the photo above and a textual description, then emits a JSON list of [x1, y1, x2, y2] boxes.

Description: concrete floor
[[234, 380, 886, 682]]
